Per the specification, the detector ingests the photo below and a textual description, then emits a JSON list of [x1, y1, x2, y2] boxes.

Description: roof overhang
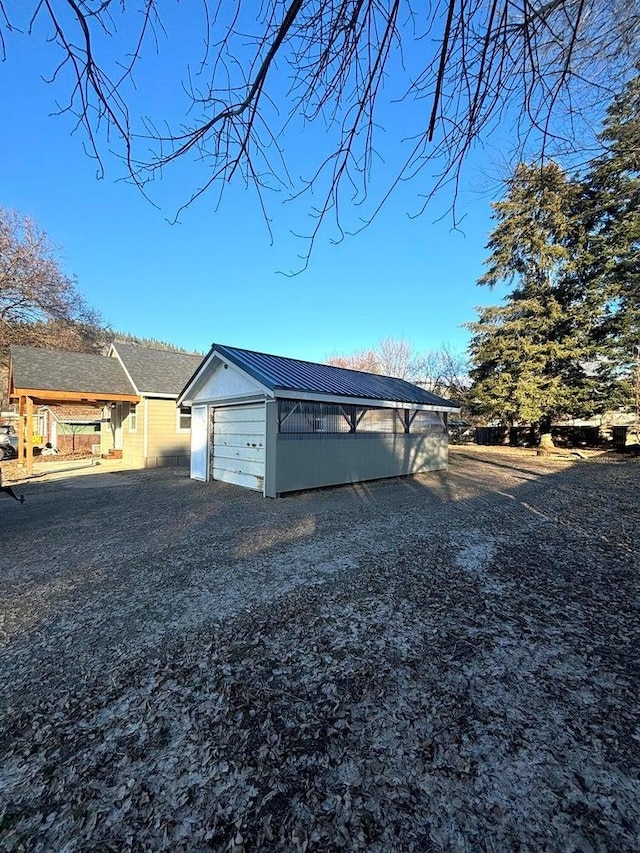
[[179, 346, 460, 412], [10, 388, 140, 406], [274, 388, 460, 412]]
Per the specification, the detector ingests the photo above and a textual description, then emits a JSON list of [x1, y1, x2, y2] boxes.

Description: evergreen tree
[[583, 74, 640, 395], [467, 162, 599, 431], [468, 76, 640, 431]]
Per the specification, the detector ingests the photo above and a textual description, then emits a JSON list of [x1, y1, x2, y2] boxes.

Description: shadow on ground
[[0, 448, 638, 851]]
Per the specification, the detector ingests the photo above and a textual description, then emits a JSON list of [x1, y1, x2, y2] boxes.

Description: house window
[[177, 405, 191, 431], [128, 403, 138, 433]]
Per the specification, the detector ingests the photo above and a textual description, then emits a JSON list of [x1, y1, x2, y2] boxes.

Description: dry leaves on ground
[[0, 450, 638, 851]]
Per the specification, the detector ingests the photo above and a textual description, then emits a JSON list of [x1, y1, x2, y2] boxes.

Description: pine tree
[[583, 75, 640, 400], [467, 162, 599, 432], [468, 77, 640, 432]]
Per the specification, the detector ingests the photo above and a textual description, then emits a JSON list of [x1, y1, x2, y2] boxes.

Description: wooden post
[[18, 395, 25, 467], [26, 396, 34, 475]]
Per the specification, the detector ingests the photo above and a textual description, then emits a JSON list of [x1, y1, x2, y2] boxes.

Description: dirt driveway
[[1, 448, 639, 851]]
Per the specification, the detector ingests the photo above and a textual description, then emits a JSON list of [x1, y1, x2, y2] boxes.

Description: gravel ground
[[0, 447, 638, 851]]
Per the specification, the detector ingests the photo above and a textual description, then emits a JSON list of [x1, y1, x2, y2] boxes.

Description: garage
[[211, 404, 265, 491], [179, 343, 460, 497]]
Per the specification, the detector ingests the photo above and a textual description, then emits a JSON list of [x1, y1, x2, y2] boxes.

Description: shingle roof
[[208, 344, 457, 408], [10, 346, 135, 396], [112, 343, 203, 396]]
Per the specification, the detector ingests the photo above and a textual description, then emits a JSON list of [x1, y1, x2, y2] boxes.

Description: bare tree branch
[[327, 337, 469, 399], [2, 1, 639, 261]]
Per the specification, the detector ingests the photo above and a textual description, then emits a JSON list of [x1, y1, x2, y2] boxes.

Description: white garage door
[[212, 404, 265, 491]]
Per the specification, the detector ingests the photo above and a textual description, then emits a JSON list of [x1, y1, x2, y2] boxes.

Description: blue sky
[[0, 7, 510, 364]]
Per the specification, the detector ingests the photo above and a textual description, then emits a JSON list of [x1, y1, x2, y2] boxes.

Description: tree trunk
[[537, 419, 555, 456]]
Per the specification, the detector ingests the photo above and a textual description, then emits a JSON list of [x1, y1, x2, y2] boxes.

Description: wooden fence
[[474, 425, 603, 448]]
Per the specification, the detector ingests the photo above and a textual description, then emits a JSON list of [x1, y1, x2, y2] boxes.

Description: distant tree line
[[467, 74, 640, 435], [327, 338, 469, 409]]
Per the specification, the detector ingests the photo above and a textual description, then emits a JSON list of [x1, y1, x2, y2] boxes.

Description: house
[[106, 342, 203, 468], [8, 344, 203, 471], [41, 405, 102, 453], [178, 343, 460, 497]]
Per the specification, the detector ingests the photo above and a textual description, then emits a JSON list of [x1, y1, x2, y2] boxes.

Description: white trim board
[[273, 389, 459, 413]]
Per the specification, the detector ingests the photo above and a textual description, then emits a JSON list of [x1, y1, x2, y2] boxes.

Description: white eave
[[273, 388, 460, 413]]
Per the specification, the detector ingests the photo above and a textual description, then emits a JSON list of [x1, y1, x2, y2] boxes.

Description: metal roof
[[10, 346, 135, 396], [208, 344, 457, 408], [112, 343, 204, 396]]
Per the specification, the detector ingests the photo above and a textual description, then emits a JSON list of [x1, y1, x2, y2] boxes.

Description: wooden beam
[[18, 395, 25, 466], [26, 396, 33, 476], [11, 388, 139, 404]]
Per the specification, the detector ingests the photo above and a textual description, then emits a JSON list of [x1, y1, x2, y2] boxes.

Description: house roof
[[111, 343, 203, 397], [183, 343, 458, 410], [47, 405, 102, 422], [9, 346, 137, 400]]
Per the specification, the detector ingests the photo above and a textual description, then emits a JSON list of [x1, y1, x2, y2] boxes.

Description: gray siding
[[274, 432, 448, 494]]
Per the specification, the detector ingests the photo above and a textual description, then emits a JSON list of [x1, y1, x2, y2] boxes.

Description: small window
[[177, 405, 191, 431], [128, 403, 138, 433]]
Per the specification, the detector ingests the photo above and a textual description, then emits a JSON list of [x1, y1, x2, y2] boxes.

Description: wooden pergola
[[7, 348, 139, 474], [10, 389, 139, 475]]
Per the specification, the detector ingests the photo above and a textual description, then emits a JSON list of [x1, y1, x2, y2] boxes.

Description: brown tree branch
[[1, 0, 638, 262]]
